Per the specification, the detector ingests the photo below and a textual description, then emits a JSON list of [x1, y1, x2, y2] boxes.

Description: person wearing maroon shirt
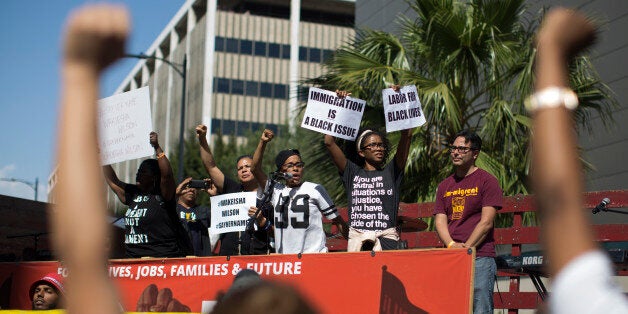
[[433, 130, 503, 314]]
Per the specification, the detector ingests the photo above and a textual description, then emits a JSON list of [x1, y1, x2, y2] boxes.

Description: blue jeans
[[474, 257, 496, 314]]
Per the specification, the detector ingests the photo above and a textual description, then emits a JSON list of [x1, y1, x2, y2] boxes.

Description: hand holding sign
[[382, 85, 426, 133], [301, 87, 366, 140]]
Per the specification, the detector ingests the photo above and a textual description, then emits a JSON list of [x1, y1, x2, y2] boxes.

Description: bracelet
[[524, 87, 579, 113], [447, 241, 455, 248], [157, 152, 165, 159]]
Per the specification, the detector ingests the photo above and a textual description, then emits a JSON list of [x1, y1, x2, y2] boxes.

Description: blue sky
[[0, 1, 185, 201]]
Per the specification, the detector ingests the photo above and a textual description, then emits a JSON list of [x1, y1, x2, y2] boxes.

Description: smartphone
[[188, 179, 209, 189]]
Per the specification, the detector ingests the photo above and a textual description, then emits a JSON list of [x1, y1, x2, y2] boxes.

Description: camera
[[188, 179, 210, 189]]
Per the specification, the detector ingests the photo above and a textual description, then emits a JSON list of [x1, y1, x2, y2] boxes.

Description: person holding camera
[[103, 132, 193, 258], [175, 177, 217, 256]]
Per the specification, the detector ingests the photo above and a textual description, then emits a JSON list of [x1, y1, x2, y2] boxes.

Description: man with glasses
[[433, 129, 503, 314], [249, 129, 348, 254]]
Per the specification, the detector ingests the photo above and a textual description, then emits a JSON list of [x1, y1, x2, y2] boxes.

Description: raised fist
[[63, 4, 129, 72], [261, 129, 274, 143]]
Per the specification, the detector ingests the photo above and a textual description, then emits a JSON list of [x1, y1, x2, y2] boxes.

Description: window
[[231, 80, 244, 95], [215, 36, 225, 52], [322, 49, 333, 62], [215, 78, 229, 93], [309, 48, 321, 63], [254, 42, 267, 57], [260, 82, 272, 98], [281, 44, 291, 59], [226, 38, 239, 53], [245, 81, 258, 96], [240, 40, 253, 55], [299, 47, 308, 62], [268, 43, 280, 58], [274, 84, 287, 99]]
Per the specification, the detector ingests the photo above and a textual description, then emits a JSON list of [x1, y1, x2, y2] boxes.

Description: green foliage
[[304, 0, 616, 218]]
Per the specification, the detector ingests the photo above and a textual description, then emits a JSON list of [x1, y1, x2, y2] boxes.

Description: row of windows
[[213, 77, 313, 101], [215, 36, 334, 63], [213, 77, 289, 99], [211, 118, 279, 137]]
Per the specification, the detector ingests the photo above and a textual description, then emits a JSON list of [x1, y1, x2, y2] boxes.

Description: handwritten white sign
[[301, 87, 366, 140], [98, 87, 154, 165], [382, 85, 426, 132], [209, 192, 257, 235]]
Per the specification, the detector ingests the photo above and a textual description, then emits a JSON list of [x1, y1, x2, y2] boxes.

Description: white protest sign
[[98, 86, 154, 165], [301, 87, 366, 140], [382, 85, 426, 132], [209, 192, 257, 235]]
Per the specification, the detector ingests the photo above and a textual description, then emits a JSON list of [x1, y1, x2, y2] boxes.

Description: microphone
[[592, 198, 610, 214], [271, 171, 293, 180]]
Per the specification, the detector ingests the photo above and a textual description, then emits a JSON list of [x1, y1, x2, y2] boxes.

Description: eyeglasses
[[283, 162, 305, 170], [448, 145, 474, 153], [361, 142, 385, 151]]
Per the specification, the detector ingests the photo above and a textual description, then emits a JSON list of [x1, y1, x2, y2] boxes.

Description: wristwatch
[[525, 87, 579, 113]]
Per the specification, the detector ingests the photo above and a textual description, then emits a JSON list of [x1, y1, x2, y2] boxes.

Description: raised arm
[[530, 9, 597, 276], [103, 164, 127, 204], [55, 4, 127, 313], [387, 85, 414, 170], [324, 135, 347, 173], [150, 132, 176, 201], [394, 128, 413, 170], [323, 90, 354, 173], [196, 124, 227, 192], [252, 129, 273, 189]]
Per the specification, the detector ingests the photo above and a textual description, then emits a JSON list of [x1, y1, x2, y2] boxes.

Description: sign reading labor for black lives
[[301, 87, 366, 140], [209, 192, 257, 235], [98, 86, 154, 165], [382, 85, 426, 132]]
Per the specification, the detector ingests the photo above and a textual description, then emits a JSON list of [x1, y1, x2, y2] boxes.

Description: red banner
[[1, 249, 473, 313]]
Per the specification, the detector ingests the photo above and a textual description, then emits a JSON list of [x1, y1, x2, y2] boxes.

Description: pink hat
[[29, 272, 64, 298]]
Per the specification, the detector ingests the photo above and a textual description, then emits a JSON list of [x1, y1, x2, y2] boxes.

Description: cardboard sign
[[382, 85, 426, 132], [98, 86, 154, 165], [209, 192, 257, 235], [301, 87, 366, 140]]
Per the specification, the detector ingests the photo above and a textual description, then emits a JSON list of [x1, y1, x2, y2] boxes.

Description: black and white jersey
[[269, 181, 338, 254]]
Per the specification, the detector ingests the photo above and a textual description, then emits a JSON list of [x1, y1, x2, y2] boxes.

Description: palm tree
[[303, 0, 616, 209]]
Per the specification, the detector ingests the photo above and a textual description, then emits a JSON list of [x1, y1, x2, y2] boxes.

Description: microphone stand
[[246, 173, 279, 254]]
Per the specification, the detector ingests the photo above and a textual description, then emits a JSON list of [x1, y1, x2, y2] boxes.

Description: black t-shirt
[[220, 177, 273, 255], [123, 185, 192, 258], [177, 203, 212, 256], [341, 160, 403, 231]]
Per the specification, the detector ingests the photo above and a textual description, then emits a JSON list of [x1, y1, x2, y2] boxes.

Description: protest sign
[[210, 192, 257, 235], [382, 85, 426, 132], [98, 86, 154, 165], [301, 87, 365, 140]]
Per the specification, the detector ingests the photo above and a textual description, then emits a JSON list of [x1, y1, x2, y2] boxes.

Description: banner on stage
[[98, 86, 154, 165], [301, 87, 366, 140], [1, 249, 473, 313], [382, 85, 426, 132], [209, 192, 256, 235]]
